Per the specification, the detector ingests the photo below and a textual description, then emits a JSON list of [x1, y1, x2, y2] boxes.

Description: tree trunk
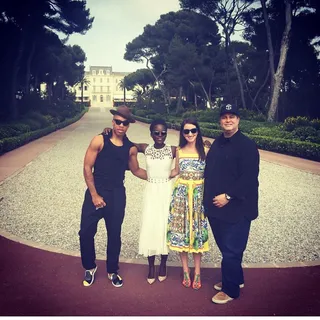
[[176, 86, 183, 114], [260, 0, 275, 93], [25, 40, 36, 95], [224, 32, 232, 102], [81, 83, 84, 103], [10, 34, 25, 119], [123, 87, 126, 104], [267, 0, 292, 122], [232, 49, 246, 109]]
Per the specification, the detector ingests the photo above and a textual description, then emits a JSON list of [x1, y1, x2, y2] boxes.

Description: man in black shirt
[[79, 106, 146, 288], [204, 104, 260, 304]]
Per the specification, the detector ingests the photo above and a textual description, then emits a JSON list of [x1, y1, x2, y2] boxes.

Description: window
[[107, 78, 109, 83], [84, 97, 89, 101], [106, 95, 111, 101], [107, 86, 110, 92], [100, 78, 102, 83], [93, 86, 96, 93], [84, 86, 88, 91], [115, 79, 118, 83], [92, 70, 96, 75], [100, 95, 103, 102], [93, 78, 96, 83], [99, 69, 104, 75], [78, 86, 81, 90], [100, 86, 103, 92], [93, 95, 97, 101]]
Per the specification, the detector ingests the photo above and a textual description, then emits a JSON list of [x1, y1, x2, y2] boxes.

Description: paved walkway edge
[[1, 229, 319, 268]]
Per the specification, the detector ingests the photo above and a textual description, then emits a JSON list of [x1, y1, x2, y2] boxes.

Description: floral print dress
[[167, 148, 209, 253]]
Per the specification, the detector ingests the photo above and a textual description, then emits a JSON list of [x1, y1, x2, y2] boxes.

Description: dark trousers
[[79, 187, 126, 274], [208, 216, 251, 299]]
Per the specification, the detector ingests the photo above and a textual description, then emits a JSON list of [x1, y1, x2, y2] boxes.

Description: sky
[[67, 0, 181, 73]]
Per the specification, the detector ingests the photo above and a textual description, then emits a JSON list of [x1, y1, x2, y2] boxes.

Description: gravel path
[[0, 108, 319, 264]]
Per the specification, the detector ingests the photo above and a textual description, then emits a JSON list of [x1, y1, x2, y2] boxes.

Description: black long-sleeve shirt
[[203, 130, 260, 223]]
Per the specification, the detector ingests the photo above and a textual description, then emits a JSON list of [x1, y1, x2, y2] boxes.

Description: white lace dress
[[138, 144, 174, 257]]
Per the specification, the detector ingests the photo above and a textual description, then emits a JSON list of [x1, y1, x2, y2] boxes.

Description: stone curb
[[1, 229, 319, 269]]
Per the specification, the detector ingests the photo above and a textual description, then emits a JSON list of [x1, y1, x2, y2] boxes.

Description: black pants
[[208, 216, 251, 299], [79, 187, 126, 274]]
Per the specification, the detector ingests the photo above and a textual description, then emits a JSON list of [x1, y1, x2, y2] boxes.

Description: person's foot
[[147, 265, 156, 285], [182, 269, 191, 288], [83, 266, 97, 287], [158, 263, 167, 282], [107, 273, 123, 288], [192, 274, 201, 290], [212, 291, 234, 304], [214, 281, 244, 291]]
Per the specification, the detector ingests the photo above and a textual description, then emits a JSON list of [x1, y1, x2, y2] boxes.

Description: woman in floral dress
[[167, 119, 210, 290]]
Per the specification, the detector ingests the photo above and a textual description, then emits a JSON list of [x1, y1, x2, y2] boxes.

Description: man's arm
[[83, 135, 106, 209], [101, 128, 147, 154], [213, 141, 260, 208], [128, 146, 148, 180]]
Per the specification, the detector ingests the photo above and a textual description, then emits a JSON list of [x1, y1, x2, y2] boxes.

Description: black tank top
[[93, 133, 134, 191]]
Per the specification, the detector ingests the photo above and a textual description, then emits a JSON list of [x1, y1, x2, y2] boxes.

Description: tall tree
[[180, 0, 255, 104], [0, 0, 93, 119]]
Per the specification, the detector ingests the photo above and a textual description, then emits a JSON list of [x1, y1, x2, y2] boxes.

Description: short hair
[[149, 119, 168, 133]]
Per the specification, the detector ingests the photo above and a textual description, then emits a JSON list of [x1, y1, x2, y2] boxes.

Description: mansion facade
[[74, 66, 135, 108]]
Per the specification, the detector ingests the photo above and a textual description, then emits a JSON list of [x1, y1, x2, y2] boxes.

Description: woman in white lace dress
[[135, 119, 177, 284]]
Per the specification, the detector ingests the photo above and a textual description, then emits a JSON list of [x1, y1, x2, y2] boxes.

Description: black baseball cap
[[220, 104, 239, 117]]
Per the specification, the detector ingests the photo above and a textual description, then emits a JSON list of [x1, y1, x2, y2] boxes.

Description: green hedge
[[133, 115, 320, 161], [0, 109, 87, 155]]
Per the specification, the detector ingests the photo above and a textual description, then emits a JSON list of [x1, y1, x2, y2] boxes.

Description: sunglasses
[[153, 131, 167, 136], [183, 128, 198, 135], [114, 119, 130, 126]]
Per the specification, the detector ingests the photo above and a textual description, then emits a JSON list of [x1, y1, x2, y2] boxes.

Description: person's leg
[[210, 217, 251, 299], [158, 254, 168, 281], [192, 252, 202, 289], [147, 255, 156, 284], [180, 251, 191, 287], [104, 187, 126, 274], [79, 189, 103, 271]]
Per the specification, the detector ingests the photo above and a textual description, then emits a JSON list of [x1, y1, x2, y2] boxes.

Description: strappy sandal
[[182, 269, 191, 288], [192, 274, 201, 290]]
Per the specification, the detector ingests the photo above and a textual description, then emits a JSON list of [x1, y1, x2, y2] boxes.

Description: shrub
[[10, 123, 31, 134], [250, 126, 294, 140], [27, 111, 50, 128], [283, 116, 310, 131], [182, 109, 220, 122], [0, 126, 19, 139], [238, 109, 266, 122], [292, 126, 317, 141], [22, 118, 42, 131], [310, 119, 320, 130]]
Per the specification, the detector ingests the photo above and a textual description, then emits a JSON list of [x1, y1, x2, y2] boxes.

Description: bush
[[292, 126, 318, 141], [10, 123, 31, 134], [310, 119, 320, 130], [238, 109, 266, 122], [246, 135, 320, 161], [250, 126, 294, 140], [284, 116, 310, 131], [182, 109, 220, 122], [199, 122, 220, 130], [27, 111, 50, 128], [0, 126, 19, 139], [22, 118, 42, 131], [0, 109, 87, 155]]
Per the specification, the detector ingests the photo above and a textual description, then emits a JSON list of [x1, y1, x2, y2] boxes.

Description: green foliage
[[292, 126, 318, 141], [250, 126, 294, 140], [27, 112, 51, 128], [238, 109, 267, 122], [182, 109, 220, 122], [283, 116, 311, 131], [310, 119, 320, 130], [22, 119, 42, 131], [246, 135, 320, 161], [0, 109, 87, 155]]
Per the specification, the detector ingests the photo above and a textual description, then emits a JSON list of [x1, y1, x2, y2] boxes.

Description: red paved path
[[0, 113, 319, 316]]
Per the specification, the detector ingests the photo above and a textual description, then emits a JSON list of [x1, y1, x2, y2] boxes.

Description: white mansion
[[73, 66, 135, 108]]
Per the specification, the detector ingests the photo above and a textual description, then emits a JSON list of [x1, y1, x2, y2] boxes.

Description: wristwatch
[[225, 193, 232, 201]]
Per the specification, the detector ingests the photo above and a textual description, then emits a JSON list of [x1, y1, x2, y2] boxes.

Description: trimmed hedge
[[0, 109, 87, 155], [132, 115, 320, 161]]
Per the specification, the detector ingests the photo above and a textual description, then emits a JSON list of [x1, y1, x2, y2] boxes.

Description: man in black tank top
[[79, 106, 147, 288]]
